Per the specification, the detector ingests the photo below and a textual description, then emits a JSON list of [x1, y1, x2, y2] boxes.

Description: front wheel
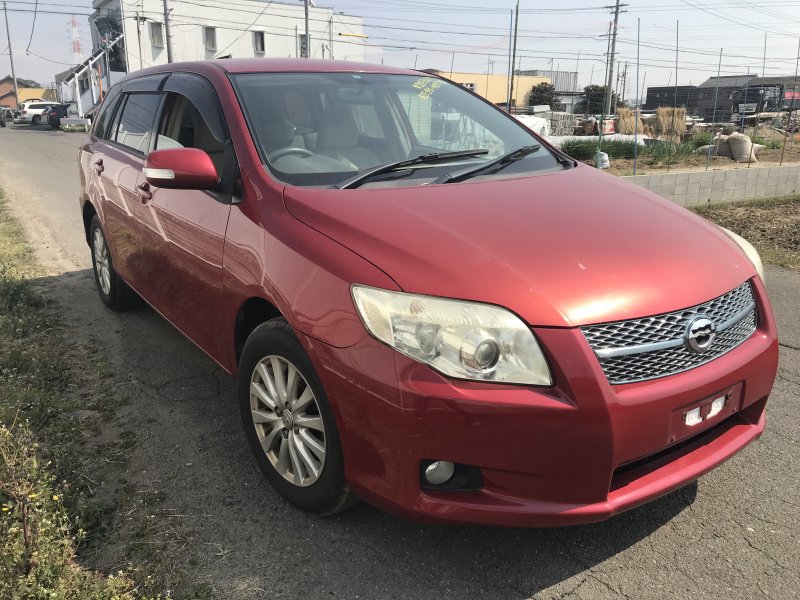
[[31, 115, 40, 126], [239, 318, 356, 515]]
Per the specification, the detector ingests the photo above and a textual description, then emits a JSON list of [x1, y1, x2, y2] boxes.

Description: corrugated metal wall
[[520, 70, 579, 93]]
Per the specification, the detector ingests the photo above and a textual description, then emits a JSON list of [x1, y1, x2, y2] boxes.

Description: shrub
[[692, 132, 713, 148]]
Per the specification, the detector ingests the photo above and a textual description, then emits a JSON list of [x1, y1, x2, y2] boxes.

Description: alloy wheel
[[249, 355, 326, 487], [93, 227, 111, 295]]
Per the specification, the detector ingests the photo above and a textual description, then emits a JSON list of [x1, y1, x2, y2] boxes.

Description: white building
[[63, 0, 366, 116]]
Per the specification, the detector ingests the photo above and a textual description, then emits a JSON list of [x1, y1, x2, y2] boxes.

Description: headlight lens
[[351, 285, 552, 385], [720, 227, 765, 282]]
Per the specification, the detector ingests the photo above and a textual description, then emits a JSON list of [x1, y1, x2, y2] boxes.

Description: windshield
[[232, 72, 561, 187]]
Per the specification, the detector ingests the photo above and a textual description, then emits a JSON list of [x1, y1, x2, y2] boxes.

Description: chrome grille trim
[[581, 282, 757, 384]]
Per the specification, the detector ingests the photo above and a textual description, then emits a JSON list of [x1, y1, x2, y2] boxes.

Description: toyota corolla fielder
[[78, 59, 778, 526]]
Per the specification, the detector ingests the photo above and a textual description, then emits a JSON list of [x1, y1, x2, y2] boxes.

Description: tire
[[31, 115, 40, 126], [89, 215, 140, 310], [239, 318, 357, 515]]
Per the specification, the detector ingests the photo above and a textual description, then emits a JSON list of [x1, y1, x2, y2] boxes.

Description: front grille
[[581, 282, 757, 384]]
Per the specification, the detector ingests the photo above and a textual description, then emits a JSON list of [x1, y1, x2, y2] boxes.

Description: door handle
[[94, 159, 104, 174], [136, 182, 152, 202]]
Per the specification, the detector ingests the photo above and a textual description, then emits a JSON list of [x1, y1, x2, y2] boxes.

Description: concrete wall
[[623, 165, 800, 207]]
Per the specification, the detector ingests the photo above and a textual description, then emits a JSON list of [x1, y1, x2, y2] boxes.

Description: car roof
[[125, 58, 424, 81]]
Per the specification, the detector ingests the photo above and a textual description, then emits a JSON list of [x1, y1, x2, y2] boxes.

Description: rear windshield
[[232, 72, 561, 188]]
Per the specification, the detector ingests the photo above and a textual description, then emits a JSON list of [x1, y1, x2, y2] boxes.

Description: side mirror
[[143, 148, 219, 190]]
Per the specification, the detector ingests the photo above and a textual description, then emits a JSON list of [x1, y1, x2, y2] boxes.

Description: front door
[[131, 87, 234, 364]]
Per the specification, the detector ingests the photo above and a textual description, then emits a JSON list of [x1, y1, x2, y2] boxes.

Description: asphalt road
[[1, 124, 798, 599]]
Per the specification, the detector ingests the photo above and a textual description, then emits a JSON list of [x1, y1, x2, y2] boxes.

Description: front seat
[[316, 105, 381, 170]]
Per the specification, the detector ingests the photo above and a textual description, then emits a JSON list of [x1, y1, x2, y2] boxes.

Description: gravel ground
[[1, 124, 798, 599]]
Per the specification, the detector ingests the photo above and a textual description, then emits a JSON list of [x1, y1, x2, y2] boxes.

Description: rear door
[[131, 73, 236, 363]]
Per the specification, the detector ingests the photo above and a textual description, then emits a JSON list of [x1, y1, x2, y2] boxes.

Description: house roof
[[0, 75, 42, 88], [698, 74, 756, 89]]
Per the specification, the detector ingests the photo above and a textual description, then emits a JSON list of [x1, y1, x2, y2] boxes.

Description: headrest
[[317, 105, 359, 149]]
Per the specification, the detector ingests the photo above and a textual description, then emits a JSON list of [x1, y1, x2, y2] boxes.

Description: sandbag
[[728, 132, 757, 163], [752, 143, 766, 155], [711, 134, 732, 158], [695, 144, 719, 156]]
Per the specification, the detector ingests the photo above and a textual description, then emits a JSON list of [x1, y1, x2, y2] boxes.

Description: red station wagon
[[79, 59, 779, 526]]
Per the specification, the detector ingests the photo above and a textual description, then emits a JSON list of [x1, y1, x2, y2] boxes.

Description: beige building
[[424, 70, 550, 107]]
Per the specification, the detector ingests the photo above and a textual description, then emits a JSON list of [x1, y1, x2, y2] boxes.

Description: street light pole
[[2, 1, 19, 109]]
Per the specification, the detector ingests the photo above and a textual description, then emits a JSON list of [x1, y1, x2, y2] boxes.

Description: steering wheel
[[268, 147, 313, 161]]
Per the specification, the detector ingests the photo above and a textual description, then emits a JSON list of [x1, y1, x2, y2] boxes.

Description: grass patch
[[694, 195, 800, 270], [0, 190, 211, 598], [561, 139, 698, 164]]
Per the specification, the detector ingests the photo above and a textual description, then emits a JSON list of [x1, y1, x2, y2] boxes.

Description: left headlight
[[351, 285, 552, 386]]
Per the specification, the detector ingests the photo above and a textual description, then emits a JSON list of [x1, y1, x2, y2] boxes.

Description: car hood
[[283, 166, 755, 327]]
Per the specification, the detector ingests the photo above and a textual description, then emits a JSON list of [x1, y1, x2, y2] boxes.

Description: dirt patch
[[0, 190, 212, 599], [694, 197, 800, 270]]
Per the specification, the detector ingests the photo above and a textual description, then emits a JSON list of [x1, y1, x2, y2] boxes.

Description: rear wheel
[[89, 215, 140, 310], [31, 115, 40, 126], [239, 318, 357, 515]]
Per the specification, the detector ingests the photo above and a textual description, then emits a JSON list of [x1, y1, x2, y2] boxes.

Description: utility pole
[[304, 0, 310, 58], [603, 0, 626, 117], [2, 1, 19, 109], [507, 0, 519, 111], [162, 0, 174, 63]]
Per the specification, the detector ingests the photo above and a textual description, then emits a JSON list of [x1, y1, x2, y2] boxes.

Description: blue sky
[[3, 0, 800, 97]]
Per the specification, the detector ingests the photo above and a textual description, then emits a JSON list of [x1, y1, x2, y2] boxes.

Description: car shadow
[[39, 268, 699, 599], [8, 123, 67, 133]]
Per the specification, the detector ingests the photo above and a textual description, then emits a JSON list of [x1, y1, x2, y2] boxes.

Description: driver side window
[[156, 94, 226, 174]]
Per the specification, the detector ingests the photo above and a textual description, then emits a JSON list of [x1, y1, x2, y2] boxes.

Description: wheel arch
[[234, 296, 283, 364], [82, 200, 98, 245]]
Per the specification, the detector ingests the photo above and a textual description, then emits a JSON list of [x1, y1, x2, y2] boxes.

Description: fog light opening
[[420, 460, 484, 492], [424, 460, 455, 485]]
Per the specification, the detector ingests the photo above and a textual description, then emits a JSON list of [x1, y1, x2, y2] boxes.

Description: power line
[[24, 0, 36, 54]]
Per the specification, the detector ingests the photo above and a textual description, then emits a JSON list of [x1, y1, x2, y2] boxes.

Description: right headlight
[[351, 285, 552, 386]]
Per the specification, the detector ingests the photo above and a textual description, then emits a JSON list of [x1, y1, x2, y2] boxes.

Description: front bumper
[[301, 278, 778, 527]]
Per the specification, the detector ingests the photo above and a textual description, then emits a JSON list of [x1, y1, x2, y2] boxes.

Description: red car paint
[[79, 59, 778, 527]]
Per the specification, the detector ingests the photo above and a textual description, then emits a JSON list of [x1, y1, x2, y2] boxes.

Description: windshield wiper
[[431, 144, 542, 185], [332, 149, 489, 190]]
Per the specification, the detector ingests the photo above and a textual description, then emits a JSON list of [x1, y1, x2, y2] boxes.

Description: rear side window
[[93, 90, 122, 140], [112, 93, 162, 154]]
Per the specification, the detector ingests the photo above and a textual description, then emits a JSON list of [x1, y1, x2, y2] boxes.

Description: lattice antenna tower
[[71, 15, 83, 63]]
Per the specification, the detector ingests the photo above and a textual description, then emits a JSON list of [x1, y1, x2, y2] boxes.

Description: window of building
[[298, 33, 308, 58], [254, 31, 265, 55], [150, 22, 165, 48], [112, 93, 163, 154], [204, 27, 217, 52]]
